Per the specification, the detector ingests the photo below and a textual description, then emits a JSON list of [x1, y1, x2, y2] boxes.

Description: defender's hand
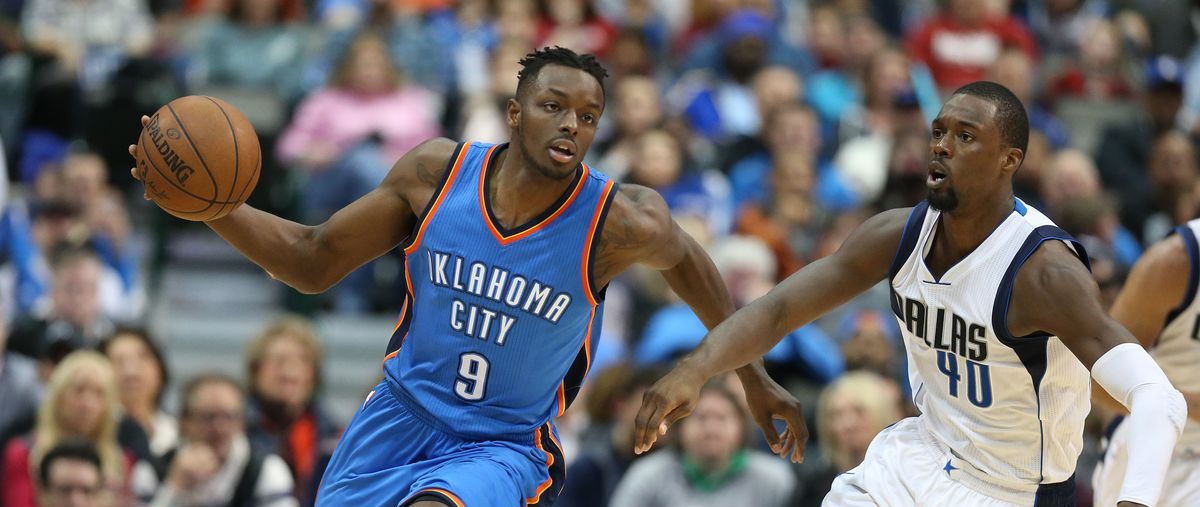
[[740, 370, 808, 463], [633, 365, 706, 455]]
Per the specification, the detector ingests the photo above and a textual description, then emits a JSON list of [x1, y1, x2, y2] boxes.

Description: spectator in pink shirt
[[277, 31, 441, 221], [276, 31, 441, 312]]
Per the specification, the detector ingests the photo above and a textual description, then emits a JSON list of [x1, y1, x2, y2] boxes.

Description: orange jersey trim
[[404, 143, 470, 256], [382, 252, 419, 366], [526, 427, 556, 504], [580, 180, 615, 307], [479, 156, 590, 246]]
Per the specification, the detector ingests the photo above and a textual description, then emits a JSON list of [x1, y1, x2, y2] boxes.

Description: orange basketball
[[135, 96, 261, 221]]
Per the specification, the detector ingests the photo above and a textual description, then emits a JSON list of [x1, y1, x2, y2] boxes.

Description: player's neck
[[936, 195, 1015, 258], [489, 148, 577, 227]]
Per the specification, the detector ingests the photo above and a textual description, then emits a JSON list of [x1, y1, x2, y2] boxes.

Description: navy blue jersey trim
[[1163, 226, 1199, 334], [586, 183, 618, 303], [1032, 473, 1076, 506], [384, 267, 416, 356], [888, 202, 930, 282], [991, 225, 1089, 482], [992, 225, 1091, 345], [481, 143, 584, 237], [400, 142, 466, 251]]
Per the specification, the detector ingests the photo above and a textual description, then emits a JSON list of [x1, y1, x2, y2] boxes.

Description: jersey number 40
[[937, 351, 993, 408]]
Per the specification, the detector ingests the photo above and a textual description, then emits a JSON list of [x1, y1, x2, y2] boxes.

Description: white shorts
[[822, 417, 1076, 507], [1092, 418, 1200, 507]]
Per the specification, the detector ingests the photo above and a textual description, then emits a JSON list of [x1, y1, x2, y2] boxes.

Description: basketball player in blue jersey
[[1090, 221, 1200, 506], [634, 81, 1187, 507], [127, 47, 808, 506]]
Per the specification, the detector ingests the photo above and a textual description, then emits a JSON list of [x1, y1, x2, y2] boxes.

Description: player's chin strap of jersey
[[1093, 342, 1188, 506]]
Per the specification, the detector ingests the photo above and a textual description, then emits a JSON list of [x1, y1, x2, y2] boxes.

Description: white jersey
[[1150, 219, 1200, 448], [889, 199, 1091, 493]]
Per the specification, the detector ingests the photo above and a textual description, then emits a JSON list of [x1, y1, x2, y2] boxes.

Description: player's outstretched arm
[[632, 207, 910, 455], [600, 184, 808, 461], [1008, 242, 1186, 507], [1093, 235, 1200, 421], [129, 115, 456, 293]]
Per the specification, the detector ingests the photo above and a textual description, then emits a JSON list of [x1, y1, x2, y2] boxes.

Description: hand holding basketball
[[129, 96, 261, 221]]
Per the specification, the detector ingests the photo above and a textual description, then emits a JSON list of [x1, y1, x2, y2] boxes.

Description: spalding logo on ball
[[136, 95, 262, 222]]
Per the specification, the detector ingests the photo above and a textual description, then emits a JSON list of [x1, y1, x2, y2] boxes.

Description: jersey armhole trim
[[889, 202, 930, 282], [402, 142, 469, 255], [582, 181, 618, 306], [991, 225, 1091, 345], [1162, 226, 1200, 335]]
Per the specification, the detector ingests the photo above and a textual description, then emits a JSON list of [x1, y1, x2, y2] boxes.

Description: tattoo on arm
[[590, 187, 663, 284]]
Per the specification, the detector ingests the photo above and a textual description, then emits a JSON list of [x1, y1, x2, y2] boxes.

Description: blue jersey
[[383, 142, 616, 440]]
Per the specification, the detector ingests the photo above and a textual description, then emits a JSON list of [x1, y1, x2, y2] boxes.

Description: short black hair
[[951, 81, 1029, 154], [516, 46, 609, 101], [38, 439, 102, 488]]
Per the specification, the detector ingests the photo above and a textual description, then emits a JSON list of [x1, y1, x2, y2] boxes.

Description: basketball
[[135, 96, 261, 221]]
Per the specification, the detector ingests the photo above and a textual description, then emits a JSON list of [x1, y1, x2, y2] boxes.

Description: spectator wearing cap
[[1095, 54, 1193, 242], [672, 9, 812, 141], [906, 0, 1038, 91]]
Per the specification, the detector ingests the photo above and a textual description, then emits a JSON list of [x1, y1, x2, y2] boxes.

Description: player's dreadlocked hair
[[951, 81, 1030, 154], [516, 46, 609, 101]]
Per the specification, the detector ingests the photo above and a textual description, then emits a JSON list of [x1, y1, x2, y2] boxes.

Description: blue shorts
[[315, 381, 564, 507]]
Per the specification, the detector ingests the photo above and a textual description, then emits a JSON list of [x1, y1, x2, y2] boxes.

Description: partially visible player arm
[[1009, 242, 1186, 507], [1093, 235, 1200, 421], [593, 185, 807, 460], [129, 117, 455, 293], [632, 207, 910, 454]]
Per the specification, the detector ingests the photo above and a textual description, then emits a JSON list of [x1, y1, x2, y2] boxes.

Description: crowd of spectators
[[2, 0, 1199, 505]]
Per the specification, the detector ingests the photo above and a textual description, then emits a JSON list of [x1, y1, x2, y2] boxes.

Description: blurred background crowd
[[0, 0, 1197, 505]]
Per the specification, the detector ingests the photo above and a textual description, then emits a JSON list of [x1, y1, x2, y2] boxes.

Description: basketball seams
[[139, 126, 245, 206], [138, 126, 219, 216], [164, 102, 221, 201], [202, 96, 240, 219]]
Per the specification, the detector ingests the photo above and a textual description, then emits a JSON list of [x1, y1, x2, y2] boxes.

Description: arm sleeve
[[1092, 343, 1187, 506]]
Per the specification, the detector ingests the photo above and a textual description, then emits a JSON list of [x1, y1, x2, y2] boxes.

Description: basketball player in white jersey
[[1091, 221, 1200, 506], [631, 81, 1186, 507]]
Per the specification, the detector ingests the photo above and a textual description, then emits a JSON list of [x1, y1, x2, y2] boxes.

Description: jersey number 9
[[455, 353, 490, 401]]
